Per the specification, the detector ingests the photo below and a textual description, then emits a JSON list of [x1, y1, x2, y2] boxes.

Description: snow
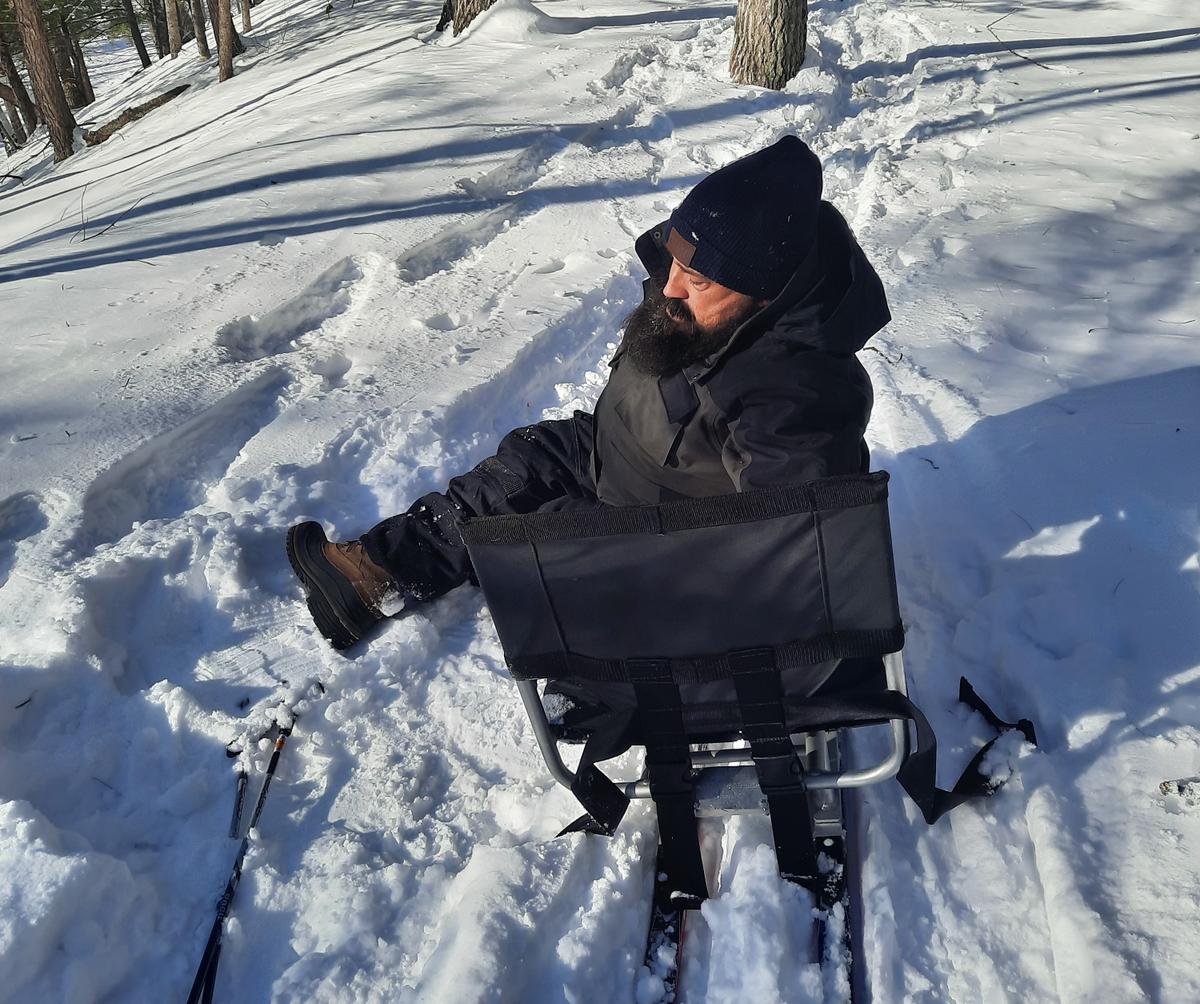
[[2, 0, 1199, 1000]]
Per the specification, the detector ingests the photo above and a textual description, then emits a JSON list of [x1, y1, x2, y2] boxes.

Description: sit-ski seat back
[[460, 471, 1034, 907]]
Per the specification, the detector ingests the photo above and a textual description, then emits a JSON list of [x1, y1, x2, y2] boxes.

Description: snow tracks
[[4, 0, 1200, 1000]]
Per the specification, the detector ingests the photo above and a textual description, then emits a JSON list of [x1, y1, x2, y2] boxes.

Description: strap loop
[[627, 658, 708, 906], [729, 647, 821, 887]]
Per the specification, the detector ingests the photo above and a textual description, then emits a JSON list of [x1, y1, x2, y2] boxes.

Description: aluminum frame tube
[[515, 650, 914, 801]]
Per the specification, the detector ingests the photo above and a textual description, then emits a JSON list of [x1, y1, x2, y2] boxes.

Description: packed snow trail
[[2, 0, 1199, 1000]]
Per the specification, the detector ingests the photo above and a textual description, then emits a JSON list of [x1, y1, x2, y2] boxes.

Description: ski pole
[[185, 725, 293, 1004], [229, 766, 248, 840]]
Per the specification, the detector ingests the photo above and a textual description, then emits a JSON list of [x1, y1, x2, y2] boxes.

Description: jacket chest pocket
[[612, 390, 683, 466], [606, 364, 698, 468]]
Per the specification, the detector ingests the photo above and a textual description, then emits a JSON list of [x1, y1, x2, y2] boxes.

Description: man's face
[[661, 258, 761, 333], [621, 258, 766, 377]]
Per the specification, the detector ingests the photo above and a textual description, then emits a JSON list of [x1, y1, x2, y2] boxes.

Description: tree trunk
[[11, 0, 77, 160], [207, 0, 245, 57], [50, 20, 84, 107], [449, 0, 496, 35], [149, 0, 168, 57], [119, 0, 152, 68], [217, 0, 234, 80], [0, 26, 40, 131], [0, 83, 28, 144], [190, 0, 210, 58], [239, 0, 251, 33], [0, 102, 19, 154], [166, 0, 182, 57], [70, 32, 96, 106], [729, 0, 807, 91]]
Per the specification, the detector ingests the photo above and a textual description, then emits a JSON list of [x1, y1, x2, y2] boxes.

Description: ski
[[808, 735, 857, 1002], [640, 846, 688, 1003], [637, 732, 860, 1002]]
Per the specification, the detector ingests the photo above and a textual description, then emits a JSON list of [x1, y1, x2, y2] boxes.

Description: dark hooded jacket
[[362, 201, 891, 600], [593, 201, 889, 503]]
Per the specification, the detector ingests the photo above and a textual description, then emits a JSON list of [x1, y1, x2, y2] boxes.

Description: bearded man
[[287, 135, 892, 649]]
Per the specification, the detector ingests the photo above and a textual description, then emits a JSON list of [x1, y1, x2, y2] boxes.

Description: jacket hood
[[633, 201, 891, 377]]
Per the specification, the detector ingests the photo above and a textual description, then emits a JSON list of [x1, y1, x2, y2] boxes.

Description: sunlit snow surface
[[2, 0, 1199, 1000]]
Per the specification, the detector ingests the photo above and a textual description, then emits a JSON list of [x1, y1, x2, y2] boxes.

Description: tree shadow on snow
[[888, 366, 1200, 756], [850, 24, 1200, 85], [0, 88, 790, 282]]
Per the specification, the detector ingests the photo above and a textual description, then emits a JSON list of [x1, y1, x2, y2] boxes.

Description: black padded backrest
[[460, 472, 904, 686]]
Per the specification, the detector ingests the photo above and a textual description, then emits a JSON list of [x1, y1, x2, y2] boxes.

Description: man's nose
[[663, 262, 687, 299]]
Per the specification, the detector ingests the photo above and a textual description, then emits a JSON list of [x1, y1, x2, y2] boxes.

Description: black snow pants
[[361, 413, 597, 603]]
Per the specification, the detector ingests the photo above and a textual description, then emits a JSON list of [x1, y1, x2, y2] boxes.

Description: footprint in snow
[[421, 312, 466, 332], [312, 351, 353, 389], [0, 491, 49, 588], [216, 257, 362, 362], [65, 370, 292, 556]]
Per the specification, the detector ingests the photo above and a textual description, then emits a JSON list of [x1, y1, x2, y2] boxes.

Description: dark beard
[[620, 284, 760, 378]]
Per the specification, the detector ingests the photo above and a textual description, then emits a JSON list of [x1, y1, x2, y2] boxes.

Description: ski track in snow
[[2, 0, 1199, 1000]]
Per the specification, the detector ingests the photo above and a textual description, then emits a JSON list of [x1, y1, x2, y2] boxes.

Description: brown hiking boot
[[321, 539, 396, 615], [286, 522, 403, 649]]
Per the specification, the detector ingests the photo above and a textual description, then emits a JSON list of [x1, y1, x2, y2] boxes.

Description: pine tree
[[189, 0, 209, 59], [205, 0, 242, 58], [729, 0, 807, 91], [48, 10, 82, 106], [11, 0, 76, 159], [0, 22, 40, 132], [437, 0, 495, 36], [216, 0, 232, 79], [0, 102, 20, 152], [0, 78, 27, 148], [166, 0, 182, 57], [147, 0, 168, 58], [68, 25, 94, 103], [119, 0, 152, 68]]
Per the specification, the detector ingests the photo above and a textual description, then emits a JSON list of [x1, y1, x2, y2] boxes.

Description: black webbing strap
[[856, 677, 1037, 824], [558, 709, 637, 837], [729, 648, 821, 886], [960, 677, 1038, 747], [628, 658, 708, 908], [896, 676, 1039, 820], [554, 668, 1035, 870]]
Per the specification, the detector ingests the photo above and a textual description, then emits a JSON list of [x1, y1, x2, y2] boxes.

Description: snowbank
[[0, 801, 153, 1003], [441, 0, 555, 45]]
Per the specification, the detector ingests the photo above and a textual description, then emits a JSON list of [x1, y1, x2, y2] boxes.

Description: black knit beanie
[[663, 135, 823, 300]]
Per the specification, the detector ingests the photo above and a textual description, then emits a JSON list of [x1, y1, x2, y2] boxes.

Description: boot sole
[[285, 522, 381, 650]]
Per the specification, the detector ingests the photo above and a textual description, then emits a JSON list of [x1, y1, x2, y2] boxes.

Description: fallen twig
[[77, 182, 89, 241], [69, 193, 149, 244], [862, 345, 904, 364], [1010, 509, 1034, 532], [987, 24, 1055, 70]]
